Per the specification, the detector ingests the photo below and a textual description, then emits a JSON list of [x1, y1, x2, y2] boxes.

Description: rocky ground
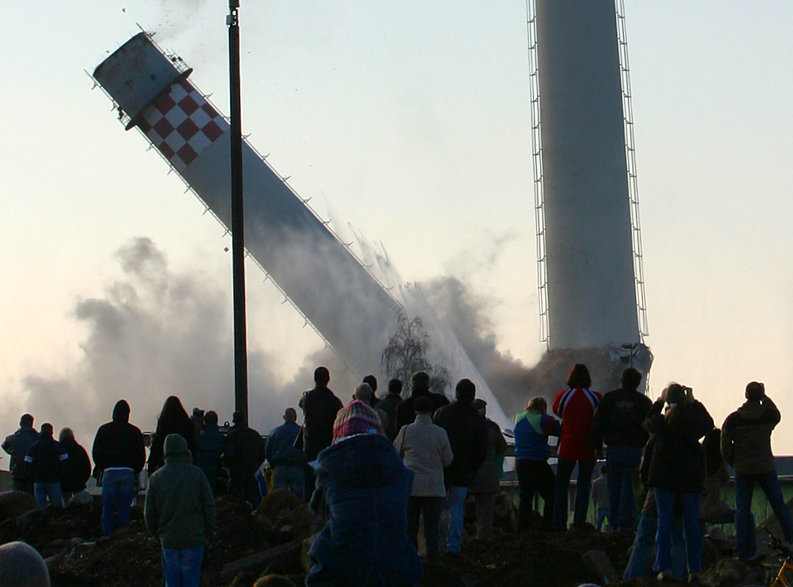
[[0, 489, 787, 586]]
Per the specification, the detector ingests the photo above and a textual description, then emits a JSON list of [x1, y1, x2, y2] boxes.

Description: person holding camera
[[643, 383, 713, 583], [721, 381, 793, 559]]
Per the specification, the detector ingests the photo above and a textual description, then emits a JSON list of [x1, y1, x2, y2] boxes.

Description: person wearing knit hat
[[307, 401, 420, 585], [349, 387, 390, 437], [332, 400, 383, 442]]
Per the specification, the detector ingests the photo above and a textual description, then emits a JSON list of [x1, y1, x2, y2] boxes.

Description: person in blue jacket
[[265, 407, 307, 501], [307, 400, 421, 586], [514, 396, 561, 531]]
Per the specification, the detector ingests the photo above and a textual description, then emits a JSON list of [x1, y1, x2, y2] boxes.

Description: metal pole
[[227, 0, 248, 426]]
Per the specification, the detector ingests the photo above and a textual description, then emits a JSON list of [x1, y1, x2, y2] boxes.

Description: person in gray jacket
[[394, 395, 453, 561], [721, 381, 793, 558], [468, 399, 507, 538], [145, 433, 216, 587], [2, 414, 39, 495]]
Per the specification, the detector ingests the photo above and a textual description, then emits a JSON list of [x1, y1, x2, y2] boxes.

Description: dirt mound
[[254, 488, 317, 543], [0, 490, 788, 586], [445, 527, 632, 587], [53, 520, 160, 587], [42, 496, 309, 586], [0, 491, 38, 523]]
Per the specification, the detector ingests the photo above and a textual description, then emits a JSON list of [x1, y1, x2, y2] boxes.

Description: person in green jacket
[[145, 433, 216, 587]]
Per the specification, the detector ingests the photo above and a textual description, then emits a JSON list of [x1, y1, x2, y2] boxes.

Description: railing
[[615, 0, 650, 340], [525, 0, 550, 346]]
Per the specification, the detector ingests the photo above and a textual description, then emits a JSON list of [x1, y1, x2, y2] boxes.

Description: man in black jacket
[[299, 367, 343, 461], [92, 399, 146, 536], [2, 413, 39, 495], [377, 378, 404, 440], [591, 367, 652, 531], [395, 371, 449, 433], [25, 423, 68, 508], [433, 379, 488, 555], [223, 411, 266, 506]]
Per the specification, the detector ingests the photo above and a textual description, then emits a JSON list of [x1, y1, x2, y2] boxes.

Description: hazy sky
[[2, 2, 793, 455]]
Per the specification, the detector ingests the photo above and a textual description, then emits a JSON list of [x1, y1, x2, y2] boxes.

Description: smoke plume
[[15, 238, 311, 448], [420, 275, 650, 419], [419, 275, 532, 417]]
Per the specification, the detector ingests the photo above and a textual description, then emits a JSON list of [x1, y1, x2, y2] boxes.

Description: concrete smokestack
[[535, 0, 641, 350], [92, 33, 511, 427], [93, 32, 401, 378]]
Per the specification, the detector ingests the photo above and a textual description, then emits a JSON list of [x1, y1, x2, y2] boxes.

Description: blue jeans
[[445, 486, 468, 553], [606, 444, 642, 530], [34, 482, 64, 508], [273, 465, 305, 501], [656, 489, 702, 573], [553, 458, 595, 529], [162, 544, 204, 587], [735, 470, 793, 558], [102, 468, 138, 536], [623, 512, 686, 580], [595, 508, 610, 532]]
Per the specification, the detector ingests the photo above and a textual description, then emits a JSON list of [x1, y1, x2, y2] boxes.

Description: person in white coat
[[394, 395, 453, 562]]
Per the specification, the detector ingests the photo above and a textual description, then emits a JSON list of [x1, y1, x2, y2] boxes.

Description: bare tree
[[381, 311, 449, 395]]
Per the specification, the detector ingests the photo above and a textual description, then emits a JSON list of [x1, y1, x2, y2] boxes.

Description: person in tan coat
[[394, 395, 453, 561]]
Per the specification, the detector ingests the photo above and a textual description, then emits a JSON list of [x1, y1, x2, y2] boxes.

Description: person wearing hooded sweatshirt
[[92, 399, 146, 536], [722, 381, 793, 559], [307, 400, 421, 586], [145, 433, 216, 587]]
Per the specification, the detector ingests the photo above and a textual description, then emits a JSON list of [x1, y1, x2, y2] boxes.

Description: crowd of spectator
[[3, 362, 792, 585]]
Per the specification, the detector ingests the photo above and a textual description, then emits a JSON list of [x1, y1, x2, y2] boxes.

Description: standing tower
[[530, 0, 649, 358]]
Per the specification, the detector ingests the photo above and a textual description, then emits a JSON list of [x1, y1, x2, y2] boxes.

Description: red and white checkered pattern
[[138, 77, 228, 173]]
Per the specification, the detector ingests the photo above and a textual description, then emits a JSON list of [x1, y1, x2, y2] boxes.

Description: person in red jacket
[[551, 363, 602, 530]]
